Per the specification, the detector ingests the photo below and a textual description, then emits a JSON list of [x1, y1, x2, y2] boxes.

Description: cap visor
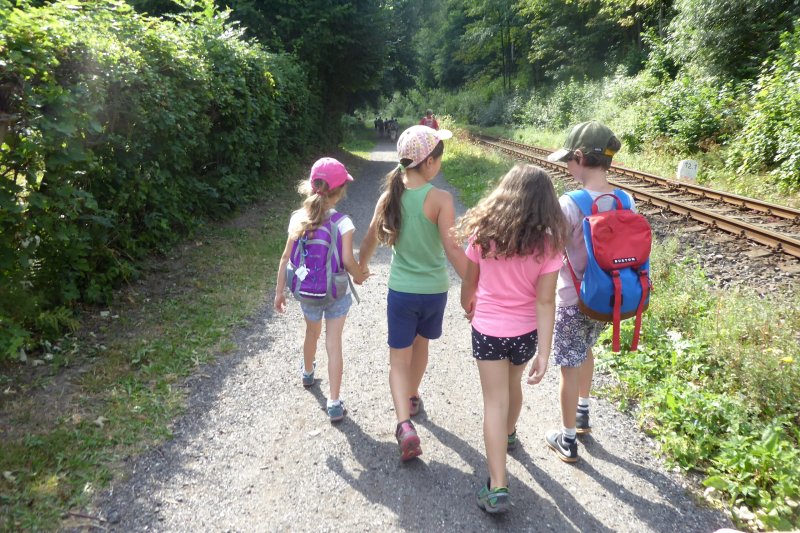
[[346, 173, 354, 182], [436, 129, 453, 140], [547, 148, 570, 163]]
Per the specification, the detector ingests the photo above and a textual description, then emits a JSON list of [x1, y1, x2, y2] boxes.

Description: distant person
[[419, 109, 439, 130], [544, 120, 626, 462], [457, 164, 568, 513], [274, 157, 367, 422], [359, 125, 467, 461]]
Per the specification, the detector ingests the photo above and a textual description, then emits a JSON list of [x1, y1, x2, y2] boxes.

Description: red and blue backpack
[[286, 212, 357, 305], [565, 189, 652, 352]]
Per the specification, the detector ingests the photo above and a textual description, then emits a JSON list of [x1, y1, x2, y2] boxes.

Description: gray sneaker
[[301, 361, 316, 388], [545, 430, 578, 463], [576, 411, 592, 434], [476, 480, 510, 514], [327, 400, 346, 422], [507, 430, 519, 451]]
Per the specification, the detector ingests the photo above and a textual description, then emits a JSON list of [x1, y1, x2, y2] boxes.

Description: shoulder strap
[[565, 190, 593, 217], [613, 189, 632, 210]]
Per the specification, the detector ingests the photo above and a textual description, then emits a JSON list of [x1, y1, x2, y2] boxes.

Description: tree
[[668, 0, 800, 81]]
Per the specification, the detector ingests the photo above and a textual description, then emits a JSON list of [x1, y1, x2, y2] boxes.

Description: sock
[[327, 399, 341, 408], [562, 427, 577, 442], [578, 397, 590, 414]]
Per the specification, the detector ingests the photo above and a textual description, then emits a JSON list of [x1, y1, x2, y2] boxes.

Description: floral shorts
[[471, 327, 538, 366], [553, 305, 607, 367]]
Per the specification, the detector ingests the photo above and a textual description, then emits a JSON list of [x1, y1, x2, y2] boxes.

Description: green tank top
[[388, 183, 449, 294]]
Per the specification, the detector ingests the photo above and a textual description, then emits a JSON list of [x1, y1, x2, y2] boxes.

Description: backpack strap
[[327, 212, 360, 304], [565, 190, 593, 217]]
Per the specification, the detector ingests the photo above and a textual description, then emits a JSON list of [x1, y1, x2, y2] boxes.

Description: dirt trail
[[82, 139, 732, 532]]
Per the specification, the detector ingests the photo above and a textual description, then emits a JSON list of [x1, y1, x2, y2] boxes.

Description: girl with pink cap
[[359, 125, 467, 461], [275, 157, 367, 422]]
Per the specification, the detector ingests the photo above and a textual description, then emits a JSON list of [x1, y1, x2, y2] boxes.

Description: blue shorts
[[387, 289, 448, 349], [553, 305, 606, 367], [471, 327, 538, 366], [300, 293, 353, 322]]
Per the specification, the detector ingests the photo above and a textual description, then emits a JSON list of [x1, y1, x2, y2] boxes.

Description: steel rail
[[478, 134, 800, 222], [471, 135, 800, 259]]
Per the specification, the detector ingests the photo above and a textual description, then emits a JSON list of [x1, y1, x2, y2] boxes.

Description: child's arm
[[528, 270, 559, 384], [357, 194, 385, 276], [341, 230, 368, 284], [274, 235, 294, 313], [460, 258, 479, 321], [433, 189, 468, 279]]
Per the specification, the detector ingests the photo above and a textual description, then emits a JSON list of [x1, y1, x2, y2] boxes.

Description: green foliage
[[729, 23, 800, 191], [597, 240, 800, 528], [627, 75, 742, 153], [0, 0, 321, 361]]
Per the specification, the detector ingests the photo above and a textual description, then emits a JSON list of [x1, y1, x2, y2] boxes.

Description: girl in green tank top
[[359, 125, 467, 462]]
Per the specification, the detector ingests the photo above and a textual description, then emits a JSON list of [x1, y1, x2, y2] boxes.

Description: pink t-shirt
[[465, 241, 563, 337]]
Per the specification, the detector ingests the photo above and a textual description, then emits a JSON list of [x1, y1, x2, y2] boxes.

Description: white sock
[[562, 427, 577, 440], [578, 397, 590, 408], [327, 399, 342, 407]]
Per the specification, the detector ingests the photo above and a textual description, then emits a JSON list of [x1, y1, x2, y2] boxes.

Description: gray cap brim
[[547, 148, 570, 162]]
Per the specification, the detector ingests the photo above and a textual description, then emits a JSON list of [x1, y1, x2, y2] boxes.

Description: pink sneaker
[[395, 420, 422, 461], [409, 395, 423, 417]]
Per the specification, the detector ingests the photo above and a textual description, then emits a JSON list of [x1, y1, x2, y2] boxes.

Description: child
[[359, 125, 467, 461], [544, 120, 628, 462], [419, 109, 439, 130], [457, 164, 568, 513], [274, 157, 367, 422]]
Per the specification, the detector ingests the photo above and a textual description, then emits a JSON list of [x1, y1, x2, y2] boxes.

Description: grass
[[0, 143, 366, 530]]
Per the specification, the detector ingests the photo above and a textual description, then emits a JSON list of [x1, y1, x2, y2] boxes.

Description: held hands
[[527, 354, 548, 385], [461, 297, 475, 322], [352, 267, 371, 285]]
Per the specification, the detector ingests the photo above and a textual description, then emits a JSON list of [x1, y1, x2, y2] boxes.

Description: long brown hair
[[455, 164, 569, 259], [290, 178, 347, 240], [375, 141, 444, 246]]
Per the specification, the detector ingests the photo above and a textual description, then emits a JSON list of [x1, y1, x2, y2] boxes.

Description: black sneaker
[[576, 410, 592, 434], [545, 430, 578, 463]]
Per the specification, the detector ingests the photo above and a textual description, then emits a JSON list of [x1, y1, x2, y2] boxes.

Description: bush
[[0, 1, 321, 361], [729, 23, 800, 191]]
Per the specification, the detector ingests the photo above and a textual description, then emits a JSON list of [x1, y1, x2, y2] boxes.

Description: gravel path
[[85, 139, 733, 532]]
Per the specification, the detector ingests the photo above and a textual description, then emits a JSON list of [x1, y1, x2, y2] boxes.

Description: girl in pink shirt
[[457, 164, 569, 514]]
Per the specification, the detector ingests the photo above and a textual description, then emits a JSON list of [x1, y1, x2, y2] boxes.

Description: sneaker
[[545, 430, 578, 463], [476, 479, 510, 514], [327, 400, 346, 422], [507, 430, 519, 451], [409, 395, 423, 417], [395, 420, 422, 461], [301, 361, 316, 388], [576, 410, 592, 434]]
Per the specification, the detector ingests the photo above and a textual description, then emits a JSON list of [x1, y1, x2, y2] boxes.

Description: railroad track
[[472, 134, 800, 260]]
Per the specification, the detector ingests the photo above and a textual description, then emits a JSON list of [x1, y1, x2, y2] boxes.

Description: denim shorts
[[300, 293, 353, 322], [471, 327, 538, 366], [553, 305, 607, 367], [387, 289, 448, 349]]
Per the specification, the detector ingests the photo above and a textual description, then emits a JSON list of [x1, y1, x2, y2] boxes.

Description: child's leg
[[389, 346, 414, 421], [578, 347, 594, 398], [507, 362, 527, 435], [559, 365, 580, 429], [303, 317, 322, 373], [324, 315, 347, 401], [477, 359, 511, 489], [409, 334, 429, 398]]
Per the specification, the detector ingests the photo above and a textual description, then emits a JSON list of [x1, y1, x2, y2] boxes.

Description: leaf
[[703, 475, 728, 490], [93, 416, 108, 428]]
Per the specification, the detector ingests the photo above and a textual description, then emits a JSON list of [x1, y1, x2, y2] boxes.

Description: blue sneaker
[[327, 400, 346, 422], [301, 361, 316, 388], [476, 479, 510, 514]]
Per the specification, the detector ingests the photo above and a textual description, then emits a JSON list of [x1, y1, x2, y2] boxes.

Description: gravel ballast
[[86, 140, 734, 532]]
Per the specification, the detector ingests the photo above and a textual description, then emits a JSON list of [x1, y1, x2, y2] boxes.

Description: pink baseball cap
[[397, 125, 453, 168], [309, 157, 354, 191]]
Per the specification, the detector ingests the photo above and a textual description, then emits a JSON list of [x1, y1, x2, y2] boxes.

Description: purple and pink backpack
[[286, 212, 357, 305]]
